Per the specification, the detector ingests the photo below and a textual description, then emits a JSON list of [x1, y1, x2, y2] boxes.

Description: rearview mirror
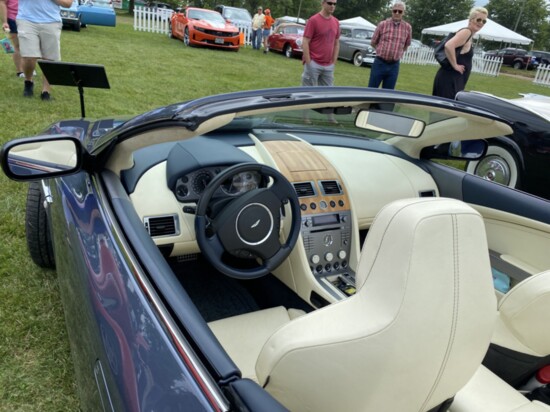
[[1, 135, 82, 181], [355, 109, 425, 137]]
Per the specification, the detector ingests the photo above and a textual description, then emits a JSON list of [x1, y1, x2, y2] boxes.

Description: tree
[[487, 0, 549, 46], [407, 0, 474, 39]]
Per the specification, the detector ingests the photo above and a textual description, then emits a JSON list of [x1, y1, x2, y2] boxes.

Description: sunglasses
[[326, 1, 337, 5], [476, 18, 487, 24], [392, 9, 403, 14]]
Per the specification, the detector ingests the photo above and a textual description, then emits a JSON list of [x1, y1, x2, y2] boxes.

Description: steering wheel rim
[[195, 163, 301, 279]]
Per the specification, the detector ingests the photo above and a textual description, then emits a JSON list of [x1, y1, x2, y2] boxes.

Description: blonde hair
[[469, 7, 488, 19]]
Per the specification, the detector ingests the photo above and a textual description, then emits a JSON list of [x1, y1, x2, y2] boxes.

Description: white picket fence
[[401, 47, 503, 77], [533, 64, 550, 87], [133, 6, 255, 45], [133, 6, 173, 34], [401, 47, 502, 77]]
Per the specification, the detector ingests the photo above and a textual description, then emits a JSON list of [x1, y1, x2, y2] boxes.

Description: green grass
[[1, 13, 550, 411]]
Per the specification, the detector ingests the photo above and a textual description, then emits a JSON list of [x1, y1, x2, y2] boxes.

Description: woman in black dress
[[432, 7, 488, 99]]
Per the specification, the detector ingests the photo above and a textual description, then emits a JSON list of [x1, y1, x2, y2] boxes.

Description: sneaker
[[23, 81, 34, 97], [17, 70, 37, 78], [263, 49, 267, 54], [40, 91, 51, 101]]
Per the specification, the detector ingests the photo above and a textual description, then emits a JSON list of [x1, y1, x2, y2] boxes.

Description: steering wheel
[[195, 163, 301, 279]]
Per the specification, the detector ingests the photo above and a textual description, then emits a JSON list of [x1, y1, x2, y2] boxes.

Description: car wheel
[[25, 182, 55, 269], [466, 144, 521, 189], [184, 27, 190, 46], [353, 51, 363, 67], [72, 18, 81, 32], [513, 61, 523, 69], [284, 44, 293, 58]]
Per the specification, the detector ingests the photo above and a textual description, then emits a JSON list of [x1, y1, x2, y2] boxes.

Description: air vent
[[419, 190, 436, 197], [293, 181, 316, 197], [144, 215, 179, 237], [320, 180, 342, 195]]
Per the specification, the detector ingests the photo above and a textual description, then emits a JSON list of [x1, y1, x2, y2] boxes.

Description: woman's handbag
[[434, 32, 455, 68], [434, 29, 473, 68]]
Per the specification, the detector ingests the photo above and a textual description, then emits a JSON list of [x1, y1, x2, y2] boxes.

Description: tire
[[25, 182, 55, 269], [353, 51, 363, 67], [284, 44, 293, 58], [183, 27, 190, 46], [72, 18, 81, 32], [466, 144, 521, 189], [513, 61, 523, 69]]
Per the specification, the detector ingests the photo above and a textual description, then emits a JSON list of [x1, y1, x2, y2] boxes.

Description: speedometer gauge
[[192, 171, 213, 195], [221, 171, 261, 196]]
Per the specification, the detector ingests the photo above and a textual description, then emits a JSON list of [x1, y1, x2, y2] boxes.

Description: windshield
[[223, 104, 454, 141], [189, 9, 225, 23], [225, 8, 251, 21]]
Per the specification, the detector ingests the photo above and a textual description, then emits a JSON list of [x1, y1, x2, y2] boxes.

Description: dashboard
[[125, 130, 439, 304]]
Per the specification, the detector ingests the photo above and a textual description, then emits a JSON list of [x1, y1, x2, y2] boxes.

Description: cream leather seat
[[492, 270, 550, 357], [484, 270, 550, 385], [209, 198, 497, 412]]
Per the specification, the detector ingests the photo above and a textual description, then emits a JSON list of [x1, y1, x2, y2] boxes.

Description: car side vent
[[320, 180, 342, 195], [144, 215, 179, 237], [419, 190, 436, 197], [293, 181, 316, 197]]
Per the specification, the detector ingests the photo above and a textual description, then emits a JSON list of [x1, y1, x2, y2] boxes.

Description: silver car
[[338, 24, 376, 67]]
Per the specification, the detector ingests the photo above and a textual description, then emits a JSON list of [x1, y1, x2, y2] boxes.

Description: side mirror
[[1, 135, 82, 181], [355, 109, 426, 137], [420, 140, 488, 160]]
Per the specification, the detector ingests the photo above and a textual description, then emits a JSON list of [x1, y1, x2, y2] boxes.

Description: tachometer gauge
[[221, 171, 261, 195], [192, 171, 213, 195]]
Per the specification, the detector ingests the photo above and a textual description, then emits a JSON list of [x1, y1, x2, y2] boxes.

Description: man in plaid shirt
[[368, 1, 411, 89]]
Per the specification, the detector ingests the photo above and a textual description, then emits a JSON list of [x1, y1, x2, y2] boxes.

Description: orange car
[[169, 7, 240, 51]]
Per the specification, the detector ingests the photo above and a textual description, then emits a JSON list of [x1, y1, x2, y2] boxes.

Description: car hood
[[510, 94, 550, 121], [194, 19, 236, 31]]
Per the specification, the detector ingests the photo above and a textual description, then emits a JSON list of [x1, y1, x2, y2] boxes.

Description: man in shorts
[[0, 0, 23, 76], [16, 0, 72, 100]]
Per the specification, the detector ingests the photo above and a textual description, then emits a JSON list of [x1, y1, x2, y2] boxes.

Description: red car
[[267, 23, 304, 58], [169, 7, 240, 51]]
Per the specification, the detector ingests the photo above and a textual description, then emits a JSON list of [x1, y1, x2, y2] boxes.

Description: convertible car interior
[[3, 87, 550, 411]]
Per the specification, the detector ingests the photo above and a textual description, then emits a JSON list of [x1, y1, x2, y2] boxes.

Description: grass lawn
[[1, 13, 550, 411]]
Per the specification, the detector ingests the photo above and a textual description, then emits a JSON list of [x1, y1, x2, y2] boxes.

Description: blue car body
[[79, 0, 116, 27], [61, 0, 116, 31]]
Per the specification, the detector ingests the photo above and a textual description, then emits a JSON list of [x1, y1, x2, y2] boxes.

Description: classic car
[[266, 23, 304, 58], [2, 87, 550, 411], [338, 24, 376, 67], [169, 7, 240, 50], [60, 0, 116, 31], [457, 91, 550, 200], [214, 5, 252, 29]]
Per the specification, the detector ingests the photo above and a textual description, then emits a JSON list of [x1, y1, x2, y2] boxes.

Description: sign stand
[[38, 61, 110, 118]]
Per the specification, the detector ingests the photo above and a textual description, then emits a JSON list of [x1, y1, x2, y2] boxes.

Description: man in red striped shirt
[[368, 1, 411, 89]]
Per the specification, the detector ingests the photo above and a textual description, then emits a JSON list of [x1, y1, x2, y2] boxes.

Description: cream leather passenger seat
[[209, 198, 497, 412]]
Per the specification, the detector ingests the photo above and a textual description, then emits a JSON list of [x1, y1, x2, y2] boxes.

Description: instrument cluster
[[174, 166, 262, 202]]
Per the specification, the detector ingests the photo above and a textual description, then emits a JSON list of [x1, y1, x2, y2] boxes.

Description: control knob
[[325, 252, 334, 262], [338, 250, 347, 260], [311, 254, 320, 264]]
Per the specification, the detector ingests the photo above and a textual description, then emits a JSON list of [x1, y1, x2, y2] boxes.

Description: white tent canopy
[[340, 16, 376, 29], [422, 19, 532, 45]]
